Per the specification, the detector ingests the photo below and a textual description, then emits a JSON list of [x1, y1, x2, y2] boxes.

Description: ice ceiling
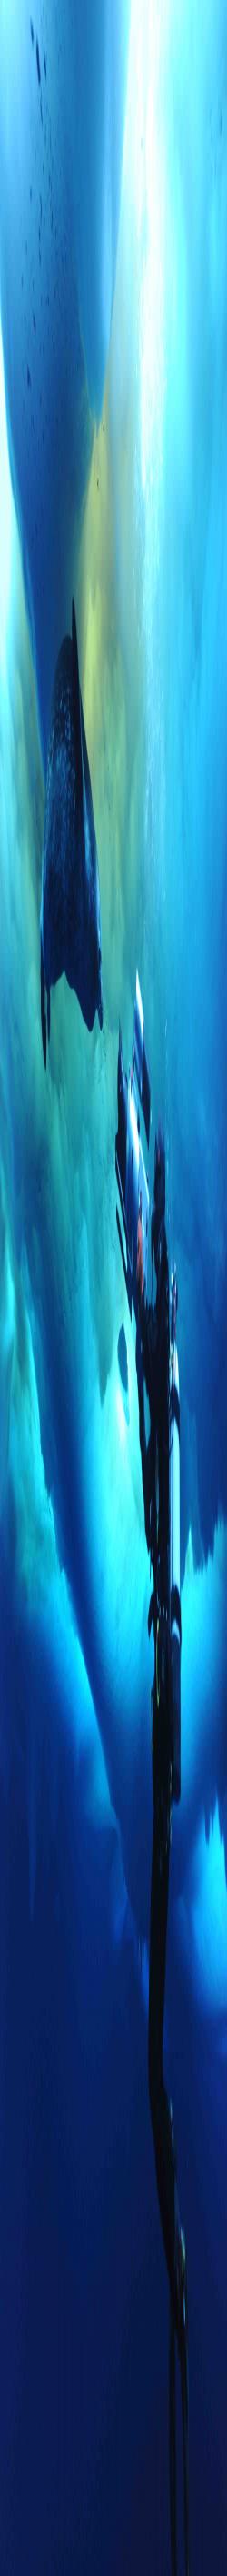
[[0, 0, 227, 2019]]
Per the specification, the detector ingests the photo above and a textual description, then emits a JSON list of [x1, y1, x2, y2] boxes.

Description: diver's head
[[152, 1122, 165, 1268]]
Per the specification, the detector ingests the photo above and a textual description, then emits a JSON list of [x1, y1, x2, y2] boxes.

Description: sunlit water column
[[0, 336, 13, 663], [119, 0, 170, 1169]]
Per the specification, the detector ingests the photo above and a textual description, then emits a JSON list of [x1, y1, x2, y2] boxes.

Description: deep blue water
[[1, 1730, 227, 2572], [0, 3, 226, 2568]]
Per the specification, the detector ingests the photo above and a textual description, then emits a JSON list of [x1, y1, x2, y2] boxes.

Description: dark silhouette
[[136, 1127, 189, 2574], [40, 599, 103, 1064]]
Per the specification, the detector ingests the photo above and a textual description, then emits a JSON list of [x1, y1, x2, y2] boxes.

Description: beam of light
[[178, 1802, 227, 2018], [0, 332, 13, 659], [123, 0, 166, 502]]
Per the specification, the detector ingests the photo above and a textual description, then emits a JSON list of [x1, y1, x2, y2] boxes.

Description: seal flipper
[[47, 987, 51, 1043], [72, 598, 84, 800], [41, 931, 46, 1068]]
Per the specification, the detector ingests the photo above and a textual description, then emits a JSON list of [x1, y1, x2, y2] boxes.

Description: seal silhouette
[[40, 599, 103, 1062]]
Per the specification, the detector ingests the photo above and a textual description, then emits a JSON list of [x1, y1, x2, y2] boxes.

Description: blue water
[[0, 2, 226, 2567]]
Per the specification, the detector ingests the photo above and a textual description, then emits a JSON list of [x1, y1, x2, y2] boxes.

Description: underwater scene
[[0, 2, 226, 2569]]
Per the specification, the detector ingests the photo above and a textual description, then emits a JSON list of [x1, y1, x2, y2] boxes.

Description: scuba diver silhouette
[[136, 1124, 189, 2576]]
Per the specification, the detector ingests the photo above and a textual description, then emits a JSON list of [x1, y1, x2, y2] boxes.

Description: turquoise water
[[0, 3, 226, 2566]]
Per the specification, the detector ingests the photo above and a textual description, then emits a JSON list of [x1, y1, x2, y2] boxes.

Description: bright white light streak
[[130, 1082, 139, 1172], [191, 1805, 227, 2015], [123, 0, 167, 501], [0, 331, 13, 660], [179, 1802, 227, 2018]]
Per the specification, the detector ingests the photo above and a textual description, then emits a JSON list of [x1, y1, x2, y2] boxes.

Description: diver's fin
[[47, 987, 51, 1043], [72, 598, 83, 796], [169, 2298, 177, 2575], [41, 932, 46, 1068]]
